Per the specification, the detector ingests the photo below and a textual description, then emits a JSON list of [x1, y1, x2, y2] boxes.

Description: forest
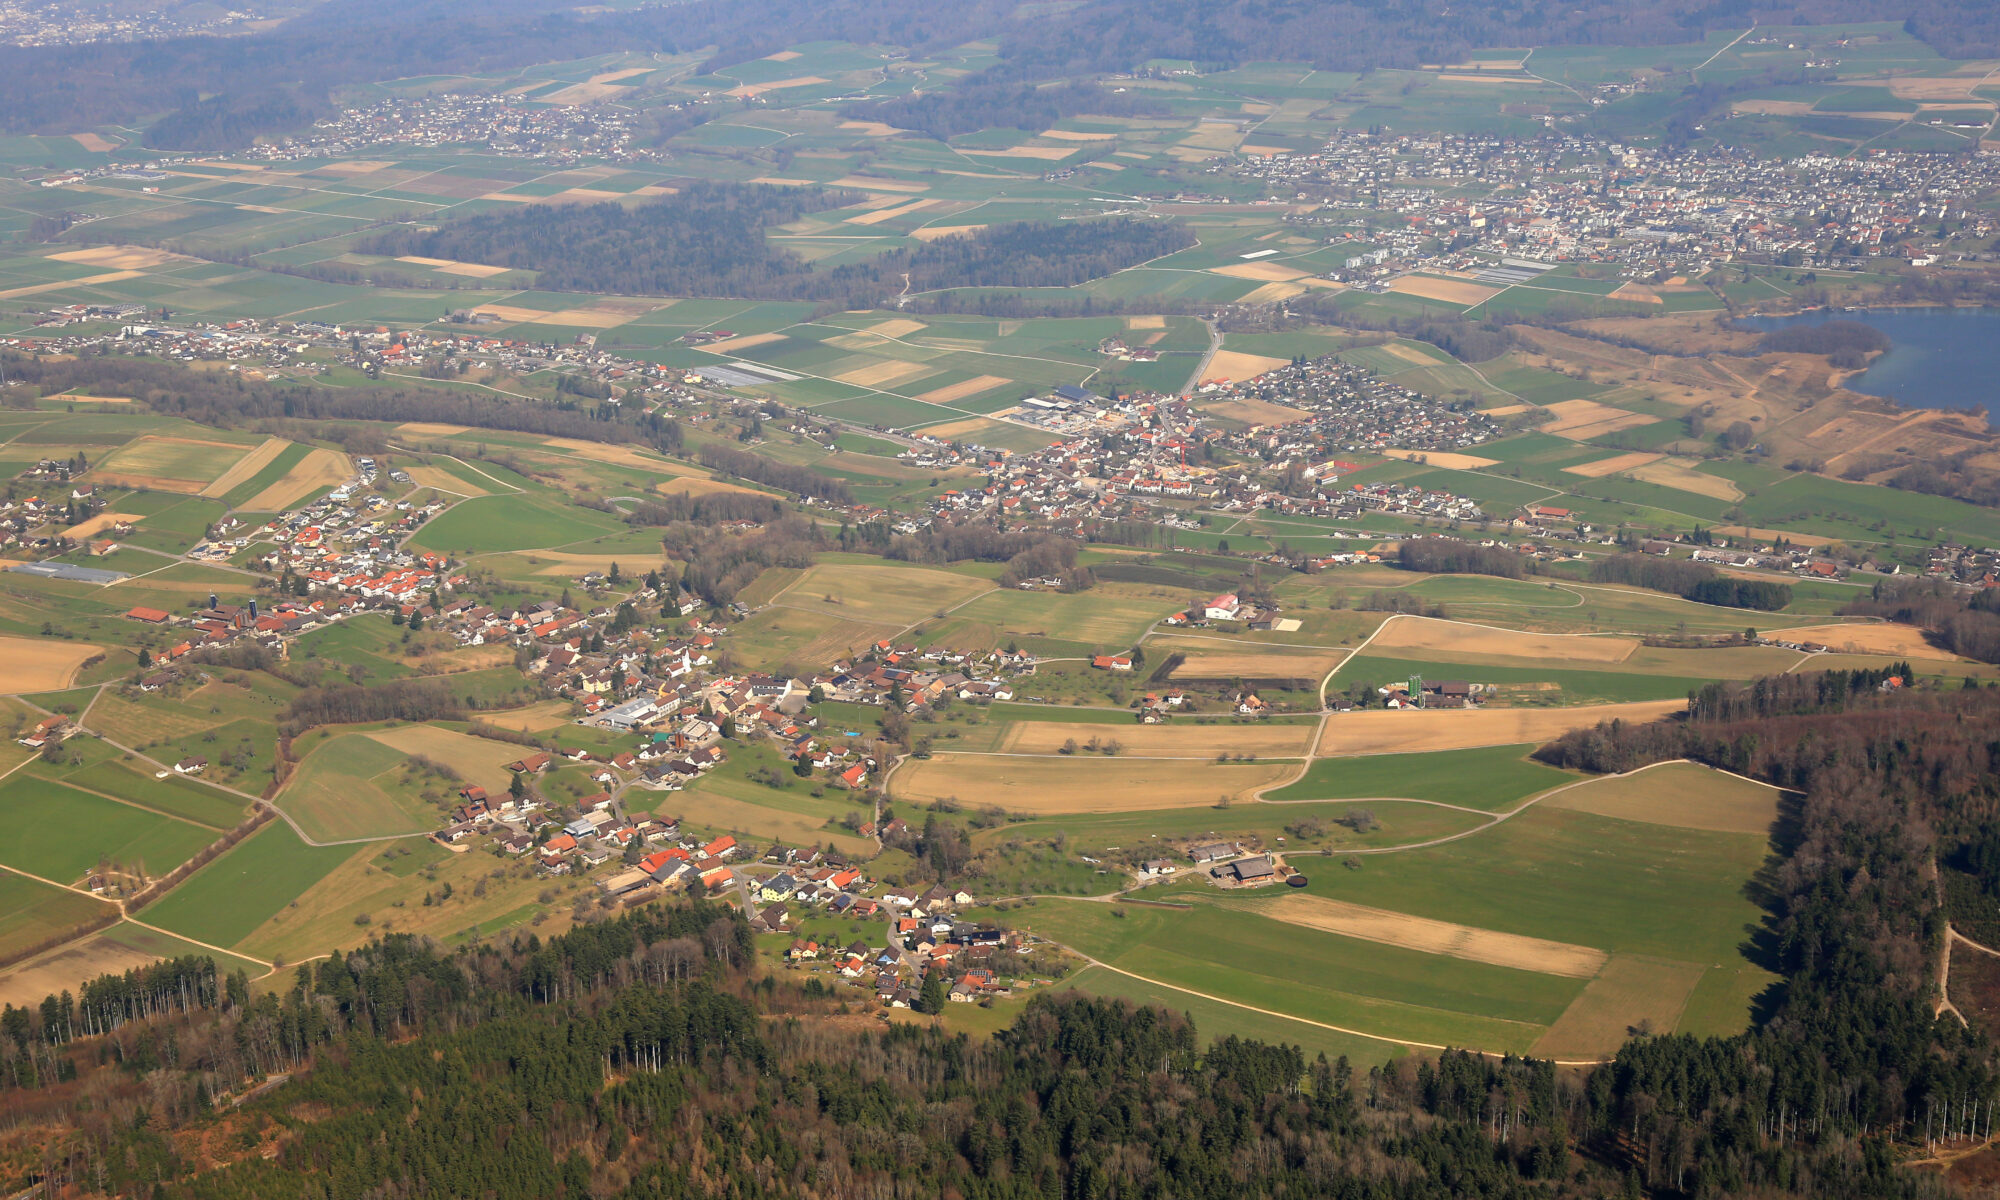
[[841, 79, 1168, 140], [1396, 536, 1535, 579], [0, 354, 685, 457], [362, 189, 1191, 304]]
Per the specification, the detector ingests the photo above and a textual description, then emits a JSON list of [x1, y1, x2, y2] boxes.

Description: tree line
[[1590, 552, 1793, 610], [1841, 575, 2000, 664], [1396, 536, 1535, 579]]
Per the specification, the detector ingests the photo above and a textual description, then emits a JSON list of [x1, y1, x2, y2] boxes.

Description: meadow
[[140, 823, 360, 949]]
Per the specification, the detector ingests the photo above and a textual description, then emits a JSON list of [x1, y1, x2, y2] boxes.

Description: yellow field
[[1199, 350, 1289, 385], [703, 331, 788, 353], [64, 511, 141, 538], [1381, 449, 1498, 469], [960, 144, 1078, 160], [655, 476, 766, 499], [405, 464, 486, 496], [1563, 451, 1663, 478], [1366, 615, 1639, 664], [1538, 399, 1656, 440], [1168, 649, 1344, 681], [516, 548, 670, 577], [0, 271, 144, 300], [477, 699, 574, 733], [0, 636, 105, 691], [0, 930, 159, 1010], [239, 447, 350, 512], [1710, 525, 1845, 548], [1316, 699, 1686, 755], [395, 422, 467, 439], [994, 722, 1317, 757], [1210, 261, 1310, 282], [364, 725, 524, 794], [1542, 761, 1781, 835], [1530, 957, 1708, 1060], [1777, 622, 1953, 659], [909, 224, 989, 241], [1125, 315, 1165, 330], [1040, 129, 1118, 141], [833, 358, 937, 388], [1626, 457, 1744, 501], [725, 74, 828, 98], [1247, 893, 1607, 977], [198, 436, 289, 498], [69, 132, 119, 152], [396, 256, 513, 278], [538, 436, 691, 473], [1388, 275, 1502, 305], [836, 121, 902, 137], [56, 394, 133, 404], [542, 67, 654, 104], [48, 245, 180, 270], [469, 301, 649, 327], [1608, 283, 1664, 305], [891, 755, 1294, 812], [917, 375, 1014, 404], [864, 318, 928, 338], [830, 175, 929, 194], [845, 198, 937, 226]]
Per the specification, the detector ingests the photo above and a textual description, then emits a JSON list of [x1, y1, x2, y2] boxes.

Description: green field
[[140, 822, 359, 948], [0, 773, 219, 883], [280, 731, 445, 842], [408, 490, 625, 555], [1265, 744, 1578, 810], [0, 873, 111, 961]]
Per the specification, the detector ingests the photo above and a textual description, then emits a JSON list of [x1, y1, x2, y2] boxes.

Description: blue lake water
[[1735, 307, 2000, 413]]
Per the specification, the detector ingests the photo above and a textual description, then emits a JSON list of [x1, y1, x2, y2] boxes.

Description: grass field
[[893, 755, 1296, 812], [1542, 761, 1784, 834], [140, 823, 359, 949], [0, 773, 219, 883], [768, 560, 995, 625], [0, 873, 111, 964], [1266, 744, 1579, 810], [408, 490, 624, 555], [279, 731, 449, 842]]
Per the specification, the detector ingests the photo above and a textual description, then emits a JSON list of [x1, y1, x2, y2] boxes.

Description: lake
[[1735, 307, 2000, 413]]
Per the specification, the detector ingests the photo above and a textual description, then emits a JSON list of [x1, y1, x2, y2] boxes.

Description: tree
[[136, 647, 151, 669], [916, 969, 948, 1014]]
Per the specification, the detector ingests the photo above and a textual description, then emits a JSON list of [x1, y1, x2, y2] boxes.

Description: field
[[0, 636, 105, 691], [0, 921, 263, 1008], [0, 774, 219, 883], [892, 755, 1296, 812], [280, 731, 449, 842], [1364, 615, 1639, 664], [1266, 743, 1579, 810], [764, 561, 994, 626], [239, 446, 351, 511], [1241, 892, 1608, 977], [140, 822, 358, 949], [1315, 699, 1686, 754], [1776, 622, 1955, 658], [991, 721, 1317, 757], [92, 435, 256, 492], [0, 873, 111, 965], [1542, 761, 1784, 834]]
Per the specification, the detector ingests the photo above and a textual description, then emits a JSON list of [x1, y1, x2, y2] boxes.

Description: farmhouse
[[173, 756, 208, 775], [1222, 855, 1277, 884]]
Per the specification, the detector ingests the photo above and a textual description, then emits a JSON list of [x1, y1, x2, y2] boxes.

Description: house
[[509, 752, 553, 773], [126, 606, 171, 624], [1204, 592, 1241, 620], [173, 756, 208, 775], [1140, 859, 1176, 876], [1226, 855, 1277, 884], [1091, 654, 1134, 671]]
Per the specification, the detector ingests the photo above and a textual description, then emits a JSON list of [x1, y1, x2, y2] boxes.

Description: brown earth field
[[1199, 351, 1290, 385], [64, 511, 141, 539], [890, 755, 1295, 813], [993, 722, 1317, 757], [1316, 699, 1686, 755], [239, 447, 350, 512], [1777, 622, 1956, 659], [0, 636, 107, 691], [1366, 615, 1638, 663], [1243, 893, 1608, 978], [198, 437, 289, 498]]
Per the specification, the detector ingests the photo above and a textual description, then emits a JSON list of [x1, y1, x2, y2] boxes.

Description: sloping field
[[1542, 761, 1783, 834], [65, 510, 142, 538], [1316, 699, 1685, 755], [1366, 615, 1638, 664], [406, 464, 487, 496], [892, 755, 1294, 813], [1243, 893, 1608, 978], [0, 636, 105, 691], [198, 437, 288, 498], [238, 447, 348, 511], [994, 721, 1316, 757], [93, 435, 250, 492], [1530, 956, 1707, 1060], [773, 561, 992, 625], [1380, 449, 1497, 469]]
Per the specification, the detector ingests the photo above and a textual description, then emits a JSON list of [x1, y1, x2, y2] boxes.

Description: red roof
[[126, 606, 170, 622]]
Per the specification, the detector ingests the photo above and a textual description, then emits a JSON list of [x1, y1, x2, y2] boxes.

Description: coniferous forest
[[360, 186, 1194, 304], [0, 674, 1996, 1198]]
